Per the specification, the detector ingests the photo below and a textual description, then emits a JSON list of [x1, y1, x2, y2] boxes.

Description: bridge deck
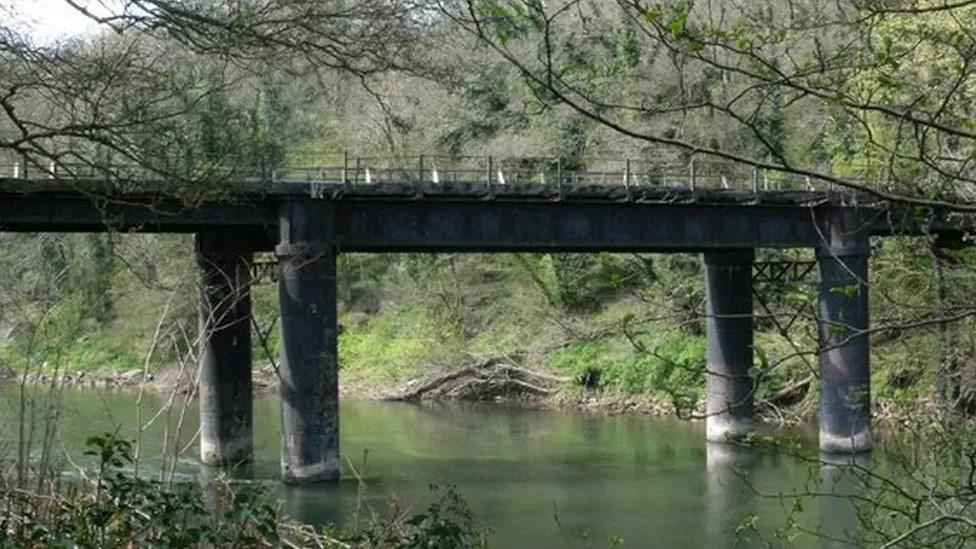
[[0, 179, 968, 252]]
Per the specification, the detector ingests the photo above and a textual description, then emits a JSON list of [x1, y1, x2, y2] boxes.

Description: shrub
[[551, 332, 706, 408], [0, 434, 488, 548]]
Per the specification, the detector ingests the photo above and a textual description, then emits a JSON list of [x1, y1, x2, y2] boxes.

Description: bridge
[[0, 156, 971, 483]]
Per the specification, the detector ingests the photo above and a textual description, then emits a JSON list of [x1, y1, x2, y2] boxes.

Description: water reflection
[[282, 482, 345, 527], [706, 442, 759, 547], [3, 389, 848, 548], [197, 464, 222, 516], [197, 462, 257, 519], [819, 453, 870, 548]]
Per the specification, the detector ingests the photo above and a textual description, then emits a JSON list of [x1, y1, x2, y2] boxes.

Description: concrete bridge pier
[[276, 199, 340, 483], [703, 250, 755, 442], [196, 231, 254, 467], [817, 209, 871, 454]]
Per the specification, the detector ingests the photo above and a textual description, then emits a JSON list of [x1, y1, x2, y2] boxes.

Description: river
[[5, 389, 865, 548]]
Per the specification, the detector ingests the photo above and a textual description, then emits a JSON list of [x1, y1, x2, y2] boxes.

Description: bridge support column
[[704, 250, 755, 442], [817, 209, 871, 454], [196, 232, 254, 467], [276, 200, 340, 483]]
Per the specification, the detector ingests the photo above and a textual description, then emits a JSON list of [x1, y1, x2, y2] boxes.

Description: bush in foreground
[[0, 434, 487, 548]]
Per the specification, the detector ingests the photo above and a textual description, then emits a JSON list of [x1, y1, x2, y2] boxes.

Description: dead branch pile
[[386, 358, 569, 401], [763, 375, 813, 408]]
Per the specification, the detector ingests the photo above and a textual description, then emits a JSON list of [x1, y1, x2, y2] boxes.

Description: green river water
[[4, 389, 865, 548]]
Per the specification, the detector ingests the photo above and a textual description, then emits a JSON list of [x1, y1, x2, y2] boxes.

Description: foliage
[[551, 332, 706, 406], [751, 412, 976, 547], [0, 434, 281, 547], [0, 434, 487, 548], [348, 485, 487, 549], [339, 306, 455, 382], [519, 253, 657, 313]]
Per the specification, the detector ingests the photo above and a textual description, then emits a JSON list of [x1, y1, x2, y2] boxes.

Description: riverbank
[[0, 357, 810, 422], [0, 357, 951, 457], [0, 288, 944, 432]]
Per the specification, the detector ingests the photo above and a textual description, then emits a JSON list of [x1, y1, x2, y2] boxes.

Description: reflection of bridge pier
[[4, 163, 972, 482], [705, 442, 758, 547], [819, 453, 870, 548]]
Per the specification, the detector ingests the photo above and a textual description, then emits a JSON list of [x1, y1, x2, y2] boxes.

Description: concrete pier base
[[704, 250, 755, 442], [196, 231, 254, 467], [277, 200, 340, 483], [817, 209, 871, 454]]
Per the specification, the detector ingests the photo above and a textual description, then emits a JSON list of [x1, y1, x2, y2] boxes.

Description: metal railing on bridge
[[0, 153, 870, 196]]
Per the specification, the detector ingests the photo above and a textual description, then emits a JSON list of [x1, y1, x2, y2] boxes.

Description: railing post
[[625, 159, 633, 202], [415, 154, 425, 198], [355, 157, 361, 184], [486, 156, 494, 198], [689, 158, 697, 192], [342, 150, 348, 184], [752, 167, 759, 194], [555, 158, 564, 200]]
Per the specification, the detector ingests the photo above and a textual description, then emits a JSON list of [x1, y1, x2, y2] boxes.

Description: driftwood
[[762, 375, 813, 408], [386, 358, 570, 401]]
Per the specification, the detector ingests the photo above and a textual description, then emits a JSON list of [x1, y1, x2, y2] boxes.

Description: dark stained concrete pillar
[[704, 250, 755, 442], [817, 209, 871, 454], [196, 231, 253, 467], [276, 199, 340, 483]]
